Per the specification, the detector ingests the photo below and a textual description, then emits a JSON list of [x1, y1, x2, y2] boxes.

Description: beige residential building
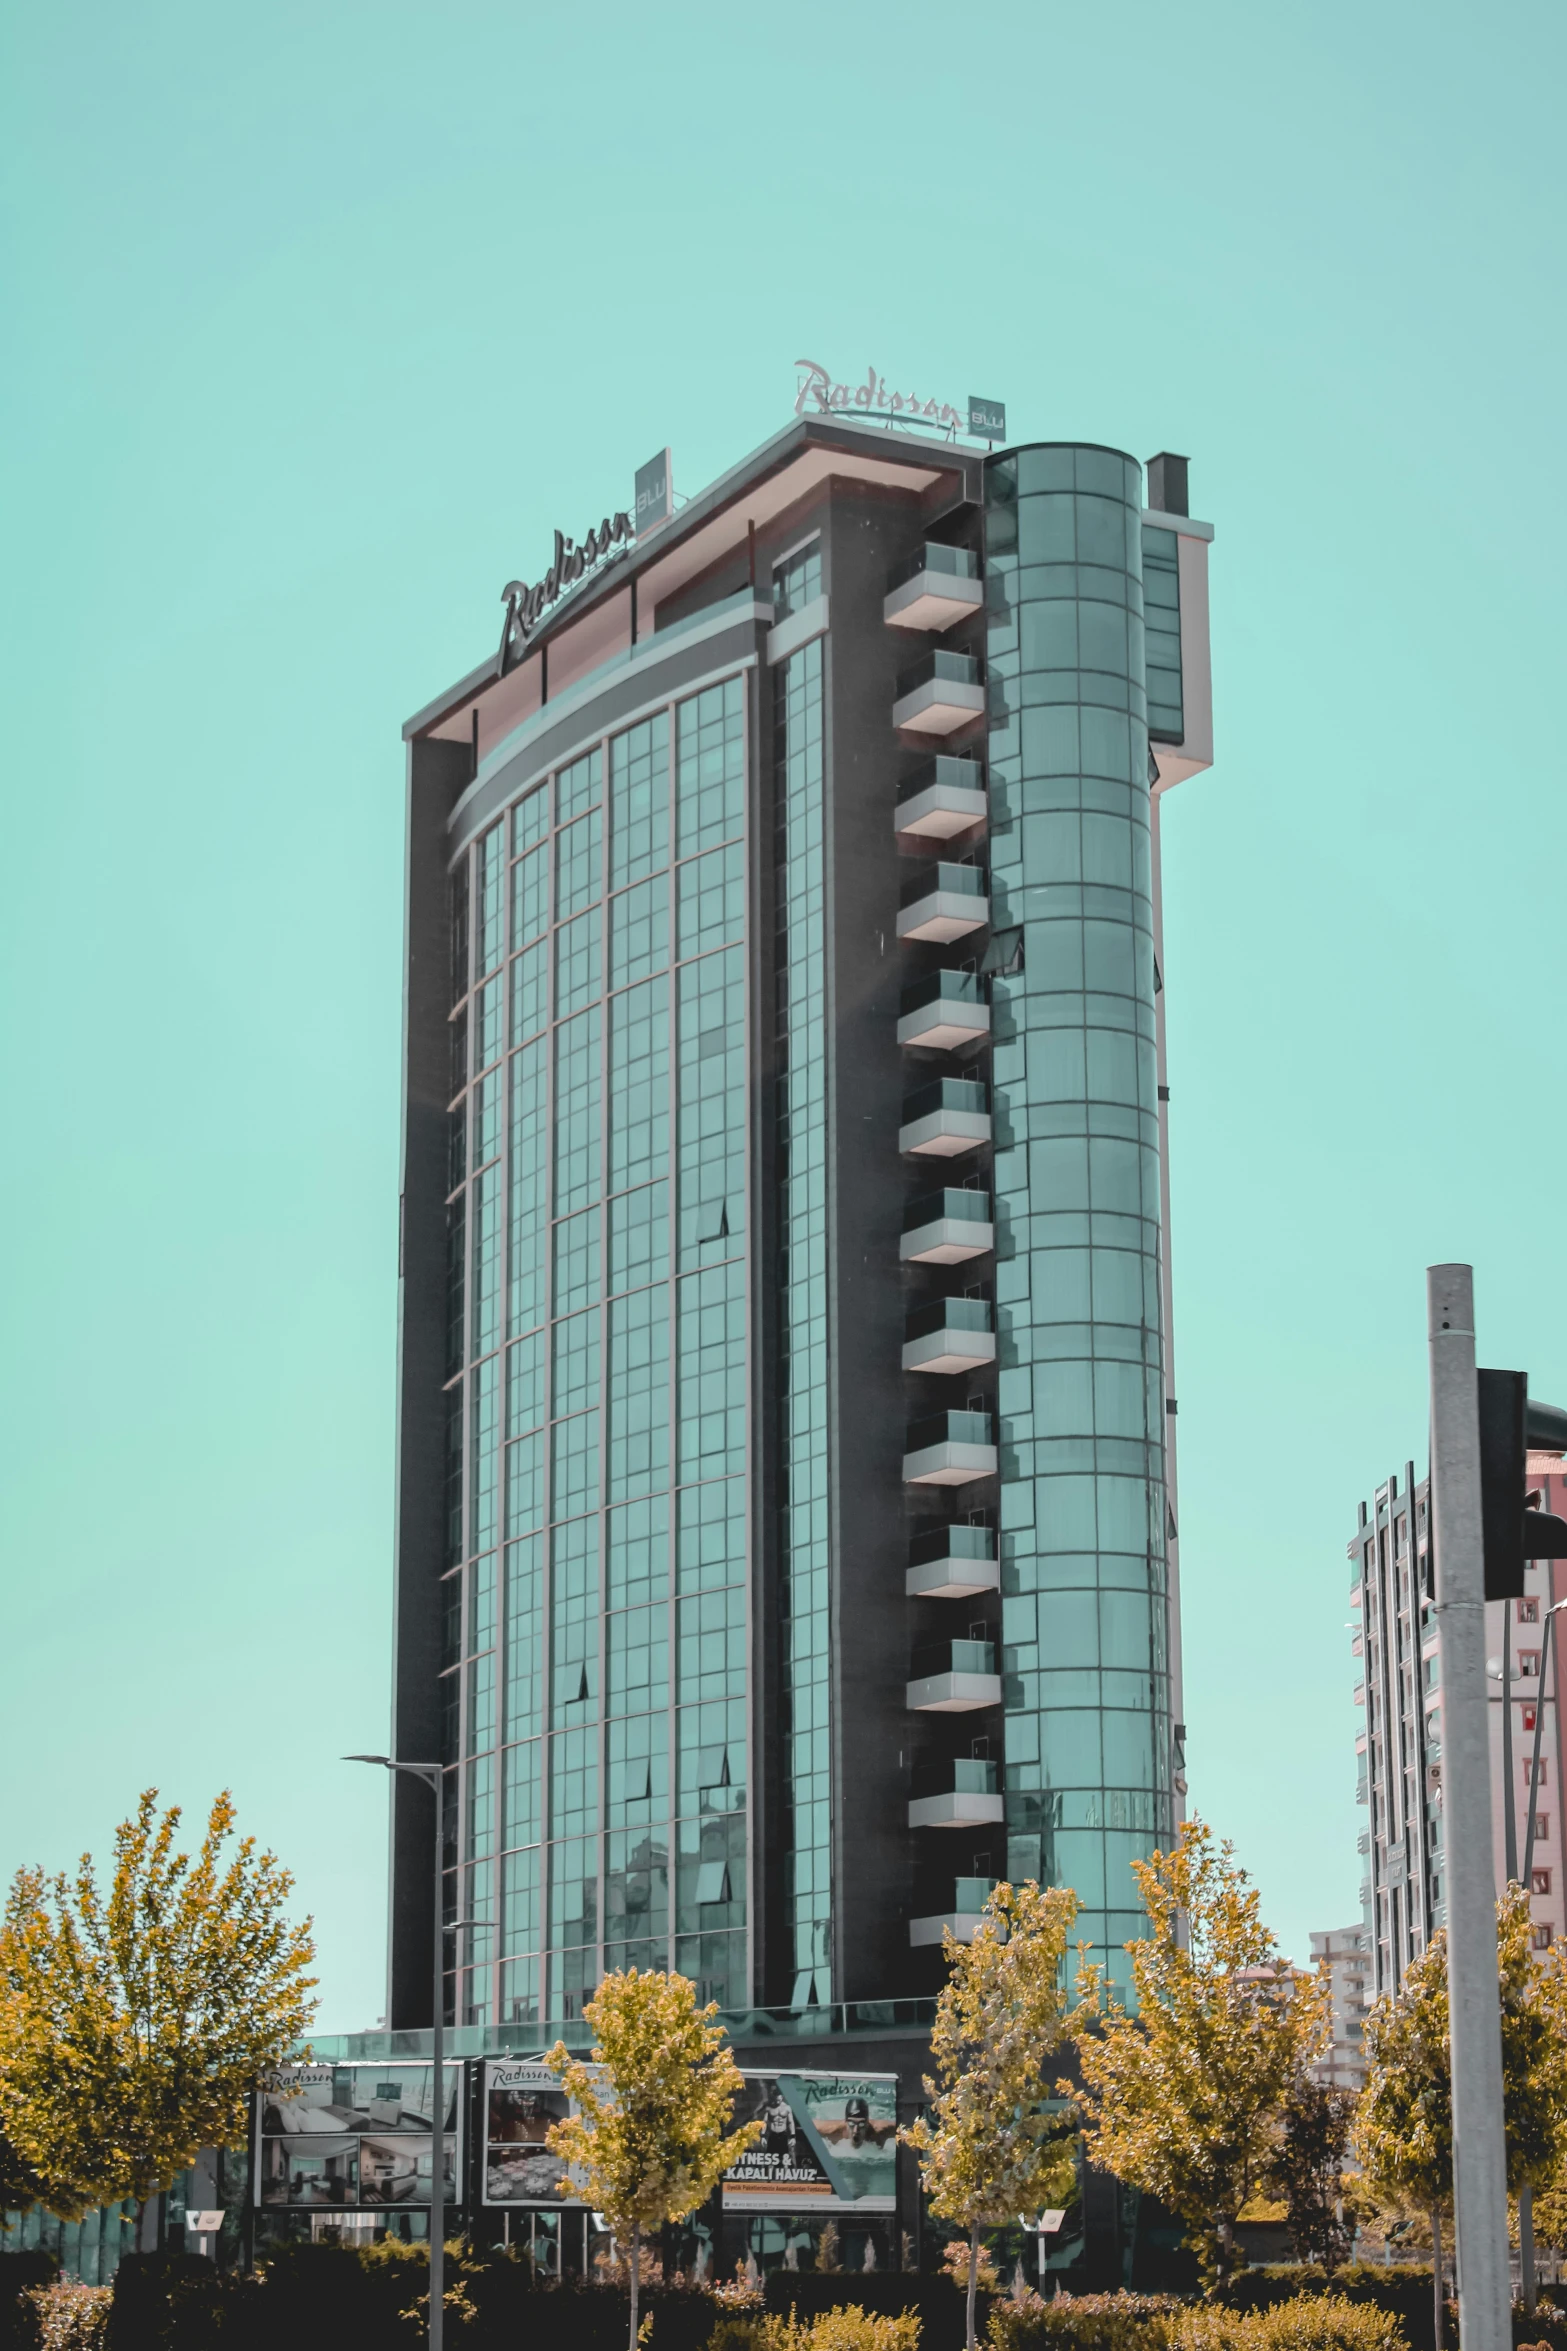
[[1310, 1923, 1371, 2087]]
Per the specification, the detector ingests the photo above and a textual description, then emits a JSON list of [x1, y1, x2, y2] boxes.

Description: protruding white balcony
[[907, 1640, 1001, 1712], [893, 651, 985, 738], [897, 861, 989, 944], [884, 543, 984, 634], [897, 970, 988, 1052], [895, 757, 987, 842], [899, 1078, 991, 1158], [902, 1297, 995, 1374], [909, 1875, 999, 1946], [905, 1523, 1000, 1599], [902, 1409, 997, 1487], [909, 1760, 1003, 1830], [900, 1190, 993, 1267]]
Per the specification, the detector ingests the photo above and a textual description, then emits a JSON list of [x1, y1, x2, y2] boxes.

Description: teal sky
[[3, 0, 1563, 2027]]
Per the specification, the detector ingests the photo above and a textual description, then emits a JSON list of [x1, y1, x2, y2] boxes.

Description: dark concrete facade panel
[[389, 735, 469, 2027]]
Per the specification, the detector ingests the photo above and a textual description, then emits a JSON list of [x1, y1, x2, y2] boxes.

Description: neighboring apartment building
[[1349, 1458, 1567, 1998], [1309, 1924, 1371, 2087], [386, 401, 1214, 2063]]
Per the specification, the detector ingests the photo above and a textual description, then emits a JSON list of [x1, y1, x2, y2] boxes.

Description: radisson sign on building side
[[496, 373, 1006, 677], [496, 445, 674, 673], [497, 512, 634, 672], [794, 359, 1006, 445]]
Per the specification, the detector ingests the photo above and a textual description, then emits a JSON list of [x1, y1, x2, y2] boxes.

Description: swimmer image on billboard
[[721, 2072, 896, 2212]]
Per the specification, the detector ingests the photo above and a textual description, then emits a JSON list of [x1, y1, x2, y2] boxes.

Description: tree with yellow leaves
[[545, 1969, 761, 2351], [0, 1790, 316, 2222], [903, 1880, 1083, 2351], [1069, 1818, 1326, 2281], [1356, 1883, 1567, 2334]]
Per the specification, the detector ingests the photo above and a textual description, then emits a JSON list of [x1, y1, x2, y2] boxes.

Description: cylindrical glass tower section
[[983, 444, 1173, 1991]]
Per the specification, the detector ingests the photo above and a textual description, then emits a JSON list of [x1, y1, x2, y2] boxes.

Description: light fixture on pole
[[347, 1755, 447, 2351], [1017, 2210, 1066, 2288]]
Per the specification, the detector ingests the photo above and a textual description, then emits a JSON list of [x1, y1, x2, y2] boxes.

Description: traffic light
[[1476, 1369, 1567, 1599]]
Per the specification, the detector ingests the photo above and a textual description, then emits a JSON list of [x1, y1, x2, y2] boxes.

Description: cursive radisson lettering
[[499, 512, 634, 673], [794, 359, 964, 435]]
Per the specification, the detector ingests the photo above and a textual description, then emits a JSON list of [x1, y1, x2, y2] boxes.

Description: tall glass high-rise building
[[389, 407, 1214, 2044]]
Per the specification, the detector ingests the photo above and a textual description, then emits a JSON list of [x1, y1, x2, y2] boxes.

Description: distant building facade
[[1349, 1458, 1567, 1998], [1309, 1924, 1370, 2087]]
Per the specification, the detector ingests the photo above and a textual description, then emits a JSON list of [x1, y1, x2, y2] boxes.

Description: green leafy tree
[[0, 1790, 316, 2221], [1263, 2073, 1357, 2267], [1069, 1818, 1326, 2280], [903, 1880, 1083, 2351], [1356, 1883, 1567, 2337], [545, 1968, 761, 2351]]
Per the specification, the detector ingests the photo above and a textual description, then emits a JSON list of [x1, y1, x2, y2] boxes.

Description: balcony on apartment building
[[897, 860, 989, 944], [906, 1636, 1002, 1714], [902, 1408, 997, 1487], [895, 756, 988, 843], [899, 1076, 991, 1158], [892, 649, 985, 738], [902, 1295, 995, 1375], [909, 1873, 1000, 1948], [908, 1755, 1004, 1831], [884, 542, 984, 634], [898, 968, 989, 1053], [900, 1190, 993, 1268], [905, 1520, 999, 1600]]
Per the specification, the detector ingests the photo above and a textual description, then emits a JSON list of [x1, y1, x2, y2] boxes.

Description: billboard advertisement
[[255, 2063, 459, 2211], [721, 2072, 897, 2213], [482, 2060, 574, 2207]]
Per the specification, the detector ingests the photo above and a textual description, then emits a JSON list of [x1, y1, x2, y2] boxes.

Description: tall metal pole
[[1429, 1265, 1511, 2351]]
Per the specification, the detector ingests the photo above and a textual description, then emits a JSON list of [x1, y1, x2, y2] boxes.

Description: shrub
[[25, 2288, 112, 2351], [710, 2321, 765, 2351], [740, 2311, 921, 2351], [1209, 2266, 1434, 2351], [1211, 2275, 1335, 2317], [0, 2256, 59, 2351], [761, 2279, 968, 2351], [103, 2254, 227, 2351], [1171, 2298, 1408, 2351], [989, 2289, 1182, 2351]]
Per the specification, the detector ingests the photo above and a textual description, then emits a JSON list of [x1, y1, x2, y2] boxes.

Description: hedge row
[[4, 2246, 1560, 2351]]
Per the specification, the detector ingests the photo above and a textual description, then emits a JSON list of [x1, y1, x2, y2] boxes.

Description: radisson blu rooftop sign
[[498, 447, 673, 675], [794, 359, 1005, 445]]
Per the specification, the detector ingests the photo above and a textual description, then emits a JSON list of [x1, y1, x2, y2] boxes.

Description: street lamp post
[[348, 1756, 446, 2351]]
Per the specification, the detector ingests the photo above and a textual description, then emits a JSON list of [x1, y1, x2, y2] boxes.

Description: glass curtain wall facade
[[984, 445, 1173, 1988], [443, 678, 753, 2027], [773, 627, 832, 2008]]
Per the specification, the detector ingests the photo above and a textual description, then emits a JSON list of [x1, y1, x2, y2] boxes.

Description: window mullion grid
[[452, 834, 477, 2028], [596, 729, 611, 1999], [540, 772, 559, 2020], [664, 699, 680, 1978], [739, 666, 757, 2009]]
